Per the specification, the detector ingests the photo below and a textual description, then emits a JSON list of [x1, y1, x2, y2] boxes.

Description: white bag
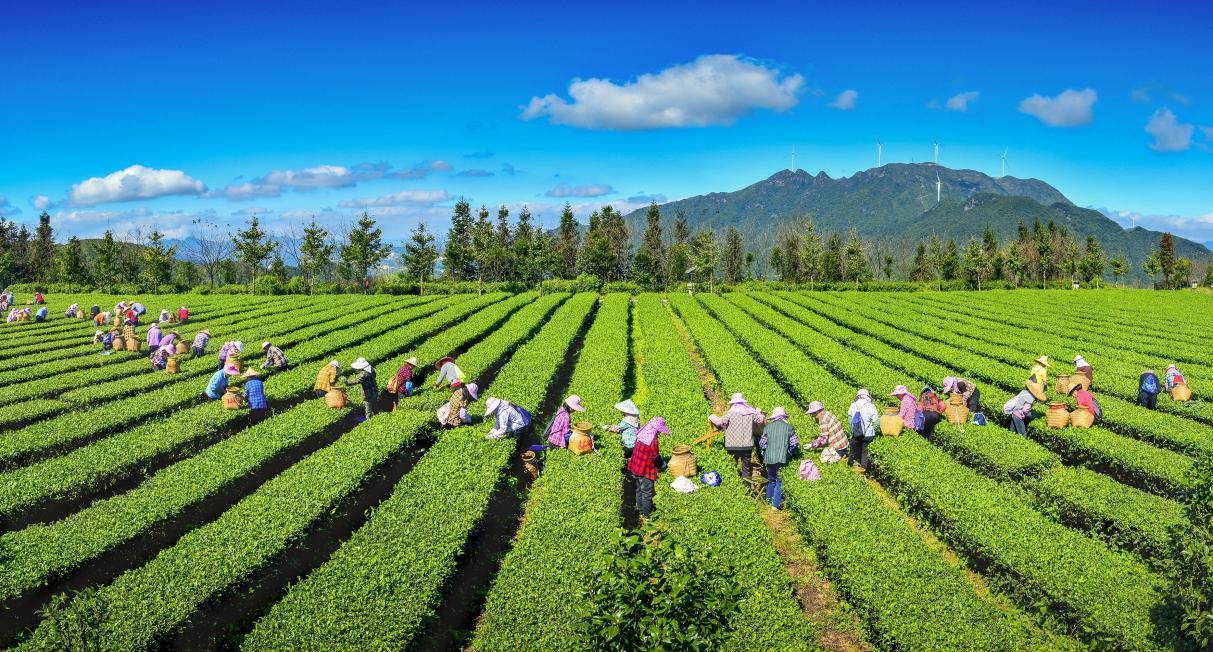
[[820, 448, 842, 464], [671, 476, 699, 493], [436, 403, 451, 423]]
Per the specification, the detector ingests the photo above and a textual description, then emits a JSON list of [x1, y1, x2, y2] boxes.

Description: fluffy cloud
[[828, 89, 858, 110], [626, 193, 668, 204], [337, 189, 453, 208], [1103, 208, 1213, 242], [944, 91, 979, 112], [1018, 88, 1097, 127], [205, 160, 454, 201], [455, 168, 494, 178], [51, 207, 205, 240], [31, 195, 52, 211], [521, 54, 803, 130], [546, 182, 615, 198], [68, 165, 206, 206], [1145, 108, 1194, 152], [0, 196, 19, 217], [260, 165, 354, 189]]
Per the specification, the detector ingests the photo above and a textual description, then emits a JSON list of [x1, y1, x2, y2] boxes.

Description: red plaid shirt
[[626, 438, 661, 480]]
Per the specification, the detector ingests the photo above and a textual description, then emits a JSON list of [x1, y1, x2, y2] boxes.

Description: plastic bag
[[820, 448, 841, 464], [699, 471, 721, 487], [671, 476, 698, 493], [798, 459, 821, 481]]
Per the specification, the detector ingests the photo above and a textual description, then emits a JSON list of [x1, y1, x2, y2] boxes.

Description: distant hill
[[624, 163, 1208, 276]]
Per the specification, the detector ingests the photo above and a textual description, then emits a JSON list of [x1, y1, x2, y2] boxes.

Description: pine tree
[[512, 205, 536, 283], [822, 233, 843, 282], [673, 211, 690, 244], [779, 232, 801, 282], [299, 218, 335, 291], [340, 212, 392, 293], [403, 222, 439, 294], [269, 253, 289, 283], [1033, 219, 1053, 287], [232, 215, 277, 294], [57, 236, 91, 286], [927, 235, 945, 289], [443, 199, 475, 281], [578, 210, 614, 281], [768, 246, 784, 281], [631, 202, 666, 290], [961, 238, 991, 290], [692, 229, 718, 292], [1143, 250, 1162, 288], [722, 227, 744, 284], [940, 240, 960, 281], [555, 203, 580, 280], [599, 206, 630, 282], [471, 205, 501, 286], [495, 205, 513, 248], [910, 242, 932, 282], [142, 230, 177, 293], [982, 226, 1003, 280], [93, 230, 121, 283], [801, 221, 823, 289], [28, 211, 55, 282], [1110, 254, 1130, 287], [11, 225, 30, 282], [494, 205, 515, 280], [1159, 233, 1177, 289], [1079, 235, 1106, 283], [843, 230, 871, 288], [1201, 261, 1213, 288]]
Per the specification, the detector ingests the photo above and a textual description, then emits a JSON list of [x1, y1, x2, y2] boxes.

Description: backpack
[[1141, 374, 1159, 394], [913, 410, 925, 432], [849, 410, 864, 437], [798, 459, 821, 481]]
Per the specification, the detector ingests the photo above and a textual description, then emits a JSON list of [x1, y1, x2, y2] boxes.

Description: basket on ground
[[1173, 383, 1192, 402], [126, 336, 141, 352], [222, 386, 243, 410], [879, 407, 904, 436], [176, 341, 189, 355], [165, 356, 180, 374], [1055, 374, 1072, 395], [1070, 406, 1094, 428], [668, 444, 698, 477], [568, 421, 594, 455], [112, 335, 125, 351], [325, 387, 347, 408], [945, 394, 970, 425], [1046, 402, 1069, 429]]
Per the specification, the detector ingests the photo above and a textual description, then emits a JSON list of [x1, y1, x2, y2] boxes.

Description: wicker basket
[[1055, 374, 1072, 396], [112, 335, 126, 351], [222, 386, 243, 410], [879, 407, 904, 436], [944, 394, 970, 425], [126, 336, 141, 352], [176, 341, 189, 355], [668, 444, 698, 477], [521, 451, 540, 480], [1046, 402, 1069, 429], [1070, 406, 1094, 428], [1172, 383, 1192, 402], [165, 356, 180, 374], [325, 387, 347, 408], [568, 421, 594, 455]]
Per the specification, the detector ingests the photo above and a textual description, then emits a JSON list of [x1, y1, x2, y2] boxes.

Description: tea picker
[[602, 398, 640, 458], [758, 407, 798, 510], [484, 397, 531, 439], [709, 392, 766, 480], [543, 395, 586, 448], [625, 416, 670, 519]]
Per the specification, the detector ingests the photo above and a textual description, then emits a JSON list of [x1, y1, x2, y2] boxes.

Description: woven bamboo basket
[[668, 444, 698, 477], [944, 394, 970, 425], [1070, 406, 1094, 428], [325, 387, 347, 408], [879, 407, 904, 436], [1046, 402, 1069, 429], [1172, 383, 1192, 402]]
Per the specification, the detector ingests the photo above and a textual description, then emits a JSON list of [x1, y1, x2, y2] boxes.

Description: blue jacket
[[206, 369, 227, 399], [245, 378, 268, 409]]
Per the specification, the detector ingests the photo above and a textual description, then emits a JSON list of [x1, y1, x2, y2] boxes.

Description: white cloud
[[51, 207, 202, 240], [261, 165, 354, 189], [204, 181, 283, 201], [1145, 107, 1194, 152], [337, 190, 453, 208], [31, 195, 52, 211], [1018, 88, 1097, 127], [944, 91, 979, 112], [1103, 208, 1213, 242], [546, 183, 616, 198], [232, 207, 273, 216], [206, 160, 454, 201], [0, 196, 19, 217], [828, 89, 858, 110], [68, 165, 206, 206], [521, 54, 803, 130]]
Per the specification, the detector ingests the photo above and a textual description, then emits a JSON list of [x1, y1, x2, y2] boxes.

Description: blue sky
[[1, 0, 1211, 243]]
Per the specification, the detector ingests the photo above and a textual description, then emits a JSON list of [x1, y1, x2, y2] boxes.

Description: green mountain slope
[[625, 163, 1207, 272]]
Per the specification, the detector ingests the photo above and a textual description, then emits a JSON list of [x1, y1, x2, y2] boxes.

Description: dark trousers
[[633, 474, 655, 516], [967, 388, 982, 413], [192, 345, 205, 358], [765, 463, 784, 509], [1009, 414, 1028, 436], [848, 435, 872, 470], [730, 449, 754, 479], [249, 408, 269, 426], [1138, 391, 1157, 409], [921, 411, 943, 440]]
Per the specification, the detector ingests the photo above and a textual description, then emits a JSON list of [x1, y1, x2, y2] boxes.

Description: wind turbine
[[933, 140, 940, 165], [936, 171, 942, 203], [876, 139, 883, 167], [1000, 148, 1008, 177]]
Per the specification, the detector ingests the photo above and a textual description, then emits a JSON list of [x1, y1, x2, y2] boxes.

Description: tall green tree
[[555, 203, 581, 280], [801, 220, 824, 289], [881, 255, 895, 280], [722, 227, 743, 284], [692, 229, 718, 292], [29, 211, 55, 282], [141, 229, 177, 292], [443, 199, 475, 281], [1174, 258, 1194, 288], [578, 209, 614, 281], [631, 202, 666, 289], [910, 242, 932, 282], [299, 218, 335, 291], [981, 226, 1003, 280], [601, 205, 630, 282], [779, 232, 801, 283], [768, 246, 784, 282], [339, 212, 392, 293], [822, 232, 843, 282], [1143, 249, 1162, 288], [232, 215, 277, 294], [511, 206, 538, 283], [939, 239, 960, 281], [403, 222, 439, 294], [961, 238, 992, 290], [1202, 262, 1213, 289], [1079, 235, 1106, 283], [842, 230, 871, 288], [269, 253, 289, 283], [57, 236, 91, 286], [1159, 232, 1177, 289], [93, 230, 121, 283], [1109, 254, 1130, 287], [1032, 219, 1052, 287]]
